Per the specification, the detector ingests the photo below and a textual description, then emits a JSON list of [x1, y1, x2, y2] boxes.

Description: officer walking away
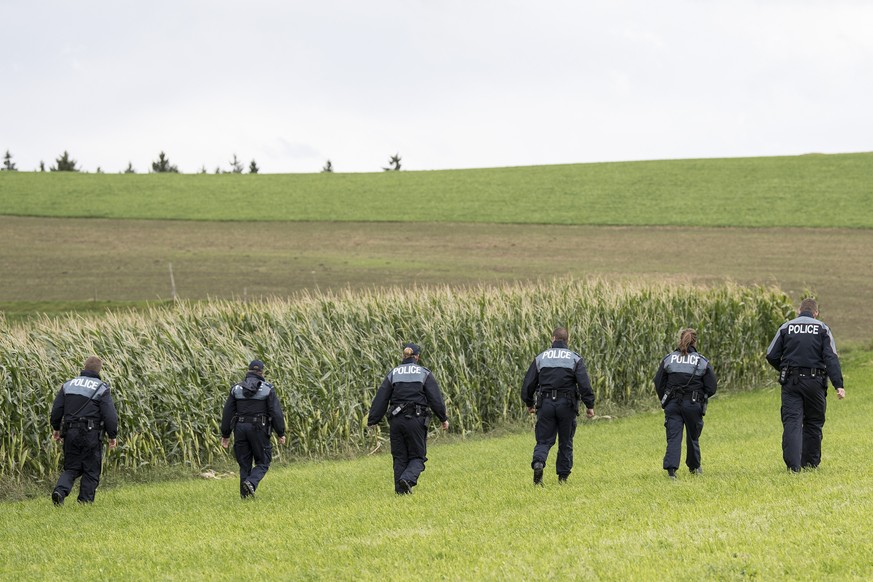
[[766, 298, 845, 472], [521, 327, 595, 486], [50, 356, 119, 505], [367, 342, 449, 495], [220, 360, 287, 499], [654, 329, 718, 480]]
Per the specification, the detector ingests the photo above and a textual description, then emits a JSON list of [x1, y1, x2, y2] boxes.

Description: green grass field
[[3, 348, 870, 580], [2, 152, 872, 227]]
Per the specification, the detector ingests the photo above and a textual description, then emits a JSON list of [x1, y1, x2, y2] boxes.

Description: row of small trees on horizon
[[2, 149, 404, 174], [1, 149, 259, 174]]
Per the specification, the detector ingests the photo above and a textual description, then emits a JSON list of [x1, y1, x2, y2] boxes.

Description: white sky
[[1, 0, 871, 174]]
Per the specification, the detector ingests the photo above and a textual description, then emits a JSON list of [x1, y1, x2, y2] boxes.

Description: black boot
[[533, 462, 544, 486]]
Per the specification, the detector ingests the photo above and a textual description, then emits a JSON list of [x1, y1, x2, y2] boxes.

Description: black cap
[[248, 359, 265, 372], [402, 342, 421, 356]]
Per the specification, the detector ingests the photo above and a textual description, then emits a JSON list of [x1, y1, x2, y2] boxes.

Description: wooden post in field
[[169, 262, 177, 301]]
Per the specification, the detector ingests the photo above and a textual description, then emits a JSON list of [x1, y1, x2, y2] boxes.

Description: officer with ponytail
[[367, 342, 449, 495], [654, 329, 718, 480]]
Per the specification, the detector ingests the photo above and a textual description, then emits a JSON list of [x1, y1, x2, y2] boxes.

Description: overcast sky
[[1, 0, 871, 174]]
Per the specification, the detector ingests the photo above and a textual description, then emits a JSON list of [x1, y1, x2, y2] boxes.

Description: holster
[[660, 389, 672, 409], [534, 392, 544, 410], [390, 403, 424, 418], [691, 390, 710, 415]]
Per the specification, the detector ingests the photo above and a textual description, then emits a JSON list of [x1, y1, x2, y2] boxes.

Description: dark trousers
[[54, 428, 103, 503], [389, 414, 429, 492], [532, 397, 577, 477], [234, 422, 273, 494], [781, 376, 827, 470], [663, 398, 704, 471]]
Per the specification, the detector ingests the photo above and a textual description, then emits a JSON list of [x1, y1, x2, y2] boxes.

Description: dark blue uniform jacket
[[653, 347, 718, 401], [220, 372, 287, 438], [521, 341, 595, 409], [766, 311, 843, 389], [368, 358, 448, 425], [50, 370, 119, 438]]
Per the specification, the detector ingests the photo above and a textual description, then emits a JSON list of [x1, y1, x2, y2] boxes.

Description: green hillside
[[1, 152, 871, 227]]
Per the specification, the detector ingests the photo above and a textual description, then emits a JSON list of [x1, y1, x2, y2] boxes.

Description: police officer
[[521, 327, 595, 485], [220, 359, 287, 498], [50, 356, 119, 505], [367, 342, 449, 495], [654, 328, 718, 480], [766, 298, 845, 472]]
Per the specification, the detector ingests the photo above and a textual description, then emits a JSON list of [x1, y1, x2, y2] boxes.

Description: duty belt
[[786, 367, 826, 377], [64, 418, 98, 430], [390, 402, 427, 417], [540, 389, 576, 400], [236, 415, 268, 424]]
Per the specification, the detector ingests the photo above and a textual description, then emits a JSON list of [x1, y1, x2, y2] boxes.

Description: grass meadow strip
[[0, 280, 793, 480], [2, 152, 872, 227]]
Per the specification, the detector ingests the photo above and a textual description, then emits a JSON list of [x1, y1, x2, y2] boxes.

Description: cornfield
[[0, 279, 792, 480]]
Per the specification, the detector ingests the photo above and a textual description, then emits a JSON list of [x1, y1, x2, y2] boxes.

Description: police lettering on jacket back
[[389, 364, 429, 385], [766, 314, 841, 379], [788, 323, 820, 335], [536, 348, 580, 371], [663, 351, 706, 376], [63, 376, 109, 399]]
